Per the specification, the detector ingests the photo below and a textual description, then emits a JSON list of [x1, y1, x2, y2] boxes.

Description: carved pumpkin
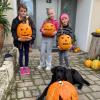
[[58, 34, 72, 50], [84, 59, 92, 68], [46, 81, 78, 100], [91, 59, 100, 70], [17, 23, 32, 40], [42, 22, 56, 37]]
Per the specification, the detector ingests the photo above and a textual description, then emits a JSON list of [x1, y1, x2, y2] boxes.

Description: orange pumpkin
[[17, 23, 32, 40], [58, 34, 72, 50], [46, 81, 78, 100], [74, 47, 80, 53], [42, 22, 56, 37], [84, 59, 92, 68]]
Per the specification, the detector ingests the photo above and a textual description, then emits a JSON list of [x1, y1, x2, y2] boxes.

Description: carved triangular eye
[[21, 29, 23, 31], [26, 27, 28, 30], [61, 37, 64, 39]]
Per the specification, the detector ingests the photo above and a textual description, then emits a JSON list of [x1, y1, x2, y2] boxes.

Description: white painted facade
[[6, 0, 100, 52]]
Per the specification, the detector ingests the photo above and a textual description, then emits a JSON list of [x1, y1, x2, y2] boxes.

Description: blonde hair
[[46, 8, 55, 14]]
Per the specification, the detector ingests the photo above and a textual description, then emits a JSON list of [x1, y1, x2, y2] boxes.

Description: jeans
[[18, 42, 29, 67], [39, 37, 54, 67], [59, 50, 69, 67]]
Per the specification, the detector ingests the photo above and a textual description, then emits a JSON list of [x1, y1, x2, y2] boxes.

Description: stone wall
[[0, 48, 17, 100]]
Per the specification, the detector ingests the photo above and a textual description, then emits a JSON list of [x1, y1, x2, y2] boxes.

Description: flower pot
[[0, 24, 4, 52]]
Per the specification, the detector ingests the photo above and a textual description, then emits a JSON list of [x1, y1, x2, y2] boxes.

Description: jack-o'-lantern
[[58, 34, 72, 50], [42, 22, 56, 37], [46, 81, 78, 100], [17, 23, 32, 40]]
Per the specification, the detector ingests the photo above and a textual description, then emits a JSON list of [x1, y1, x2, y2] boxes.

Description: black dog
[[37, 66, 90, 100]]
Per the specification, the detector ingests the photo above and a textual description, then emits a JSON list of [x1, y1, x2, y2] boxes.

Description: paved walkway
[[9, 49, 100, 100]]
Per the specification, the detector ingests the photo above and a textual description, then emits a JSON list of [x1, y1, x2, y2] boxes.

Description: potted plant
[[0, 0, 12, 52]]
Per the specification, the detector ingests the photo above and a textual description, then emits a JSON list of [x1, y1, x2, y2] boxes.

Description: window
[[46, 0, 52, 3]]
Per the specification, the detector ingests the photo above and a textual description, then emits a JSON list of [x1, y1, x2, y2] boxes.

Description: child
[[38, 8, 58, 70], [11, 4, 36, 75], [57, 13, 74, 66]]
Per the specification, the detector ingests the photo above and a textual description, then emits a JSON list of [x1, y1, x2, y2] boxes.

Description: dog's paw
[[77, 85, 83, 89]]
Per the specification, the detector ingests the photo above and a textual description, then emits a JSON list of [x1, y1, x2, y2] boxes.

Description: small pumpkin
[[46, 81, 78, 100], [84, 59, 92, 68], [74, 47, 81, 53], [91, 59, 100, 70], [42, 22, 56, 37], [58, 34, 72, 50], [96, 28, 100, 34], [17, 23, 32, 40]]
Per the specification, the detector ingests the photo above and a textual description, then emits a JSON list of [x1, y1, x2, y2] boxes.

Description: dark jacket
[[11, 16, 36, 48]]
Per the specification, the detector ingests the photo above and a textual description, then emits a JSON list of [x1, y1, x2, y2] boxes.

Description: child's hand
[[41, 29, 45, 34], [57, 46, 61, 50], [53, 31, 57, 35]]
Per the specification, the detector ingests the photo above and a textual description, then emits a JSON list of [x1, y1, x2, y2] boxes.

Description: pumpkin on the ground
[[96, 28, 100, 34], [46, 81, 78, 100], [74, 47, 80, 53], [91, 59, 100, 70], [84, 59, 92, 68], [58, 34, 72, 50], [17, 23, 32, 41], [42, 22, 56, 37]]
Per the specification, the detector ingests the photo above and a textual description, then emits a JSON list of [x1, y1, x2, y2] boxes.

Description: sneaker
[[37, 65, 43, 69], [24, 67, 30, 75], [20, 67, 25, 75], [45, 67, 51, 71]]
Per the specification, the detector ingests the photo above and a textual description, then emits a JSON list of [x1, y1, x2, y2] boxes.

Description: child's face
[[47, 9, 55, 19], [18, 7, 27, 18], [61, 17, 69, 26]]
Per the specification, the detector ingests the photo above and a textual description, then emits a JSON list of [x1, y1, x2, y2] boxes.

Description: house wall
[[88, 0, 100, 51], [75, 0, 93, 52], [4, 0, 17, 45]]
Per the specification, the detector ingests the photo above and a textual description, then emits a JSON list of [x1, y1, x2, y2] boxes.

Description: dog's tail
[[83, 79, 90, 86]]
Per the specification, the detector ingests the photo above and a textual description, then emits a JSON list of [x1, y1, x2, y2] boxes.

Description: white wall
[[75, 0, 93, 51], [4, 0, 17, 45], [88, 0, 100, 51]]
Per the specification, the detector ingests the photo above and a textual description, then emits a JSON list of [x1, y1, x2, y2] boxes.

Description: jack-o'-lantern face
[[43, 23, 56, 36], [58, 34, 72, 50], [17, 23, 32, 39]]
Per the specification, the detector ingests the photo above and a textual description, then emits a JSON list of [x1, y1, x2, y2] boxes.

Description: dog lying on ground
[[37, 66, 90, 100]]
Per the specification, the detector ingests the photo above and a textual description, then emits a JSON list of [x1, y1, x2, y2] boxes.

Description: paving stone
[[24, 90, 32, 98], [87, 75, 100, 81], [86, 93, 95, 100], [17, 87, 27, 91], [17, 91, 24, 98], [17, 82, 33, 87], [31, 89, 40, 97], [79, 94, 89, 100], [34, 79, 44, 85], [20, 98, 36, 100], [27, 86, 37, 90], [11, 91, 17, 99], [91, 92, 100, 99], [90, 85, 100, 91], [81, 86, 92, 93]]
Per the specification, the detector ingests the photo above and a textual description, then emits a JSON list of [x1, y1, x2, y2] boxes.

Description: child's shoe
[[24, 67, 30, 75], [20, 67, 25, 75], [45, 67, 51, 71]]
